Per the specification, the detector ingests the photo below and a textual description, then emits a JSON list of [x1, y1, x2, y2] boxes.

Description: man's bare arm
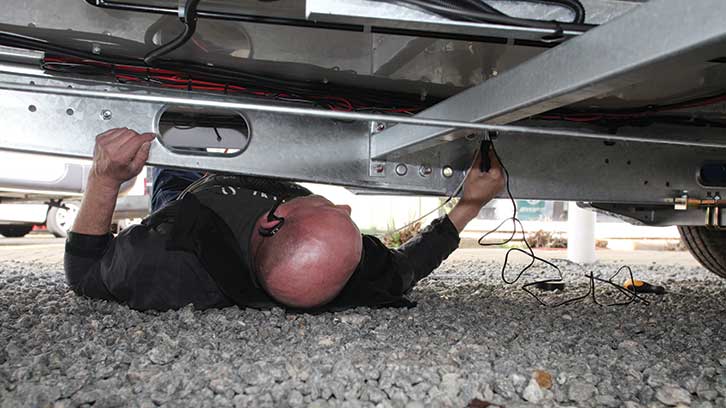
[[72, 128, 155, 235]]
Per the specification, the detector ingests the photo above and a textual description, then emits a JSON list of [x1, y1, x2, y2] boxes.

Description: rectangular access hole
[[158, 106, 250, 156], [700, 162, 726, 187]]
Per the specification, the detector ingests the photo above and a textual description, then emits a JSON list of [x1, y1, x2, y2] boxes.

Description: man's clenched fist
[[460, 147, 506, 209], [91, 128, 156, 188]]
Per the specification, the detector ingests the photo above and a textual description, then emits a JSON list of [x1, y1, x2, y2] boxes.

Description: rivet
[[101, 110, 112, 120], [395, 164, 408, 176], [442, 166, 454, 178], [372, 122, 386, 133]]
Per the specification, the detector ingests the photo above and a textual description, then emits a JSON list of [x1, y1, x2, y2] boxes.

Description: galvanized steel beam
[[370, 0, 726, 159]]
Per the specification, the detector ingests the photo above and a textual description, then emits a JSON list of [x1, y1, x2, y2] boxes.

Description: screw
[[419, 165, 433, 177], [395, 163, 408, 176], [372, 122, 386, 133], [442, 166, 454, 178], [92, 44, 101, 55], [101, 110, 112, 120]]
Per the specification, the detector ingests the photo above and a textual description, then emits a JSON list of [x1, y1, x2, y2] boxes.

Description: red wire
[[42, 56, 726, 117], [44, 56, 414, 113]]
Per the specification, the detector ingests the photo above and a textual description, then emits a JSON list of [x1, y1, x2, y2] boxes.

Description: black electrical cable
[[0, 29, 435, 112], [461, 0, 587, 24], [479, 137, 648, 307], [144, 0, 201, 65], [0, 31, 142, 66], [376, 0, 593, 32], [487, 0, 588, 24]]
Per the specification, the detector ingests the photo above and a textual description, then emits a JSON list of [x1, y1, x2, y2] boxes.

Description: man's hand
[[460, 147, 506, 208], [72, 128, 156, 235], [91, 128, 156, 188], [448, 147, 506, 232]]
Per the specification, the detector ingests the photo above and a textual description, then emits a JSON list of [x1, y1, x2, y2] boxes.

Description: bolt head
[[419, 165, 433, 177]]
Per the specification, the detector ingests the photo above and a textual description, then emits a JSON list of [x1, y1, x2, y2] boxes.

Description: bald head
[[252, 196, 362, 309]]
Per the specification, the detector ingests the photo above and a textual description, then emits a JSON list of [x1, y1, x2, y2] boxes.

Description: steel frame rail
[[1, 81, 725, 151]]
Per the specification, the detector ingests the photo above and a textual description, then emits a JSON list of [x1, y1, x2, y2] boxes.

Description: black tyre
[[678, 226, 726, 279], [46, 203, 79, 238], [0, 224, 34, 238]]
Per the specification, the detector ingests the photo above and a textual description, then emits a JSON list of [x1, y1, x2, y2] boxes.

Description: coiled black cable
[[480, 137, 649, 307]]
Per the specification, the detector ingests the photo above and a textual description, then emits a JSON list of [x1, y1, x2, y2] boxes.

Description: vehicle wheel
[[0, 224, 34, 238], [677, 226, 726, 279], [47, 202, 79, 238]]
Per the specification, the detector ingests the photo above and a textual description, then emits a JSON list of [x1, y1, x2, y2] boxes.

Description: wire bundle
[[537, 93, 726, 129], [40, 56, 427, 114]]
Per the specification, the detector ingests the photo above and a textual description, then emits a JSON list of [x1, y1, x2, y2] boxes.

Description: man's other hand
[[91, 128, 156, 188], [460, 147, 506, 208], [447, 147, 506, 233]]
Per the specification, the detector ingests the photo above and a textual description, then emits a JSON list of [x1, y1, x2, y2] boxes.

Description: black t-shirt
[[64, 176, 461, 311]]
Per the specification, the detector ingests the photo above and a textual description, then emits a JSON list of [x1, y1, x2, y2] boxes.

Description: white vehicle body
[[0, 151, 149, 237]]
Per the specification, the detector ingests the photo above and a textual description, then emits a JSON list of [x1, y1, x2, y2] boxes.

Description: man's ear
[[259, 216, 280, 231]]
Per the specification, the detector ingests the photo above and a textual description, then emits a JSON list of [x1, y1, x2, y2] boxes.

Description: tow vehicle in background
[[0, 0, 725, 277]]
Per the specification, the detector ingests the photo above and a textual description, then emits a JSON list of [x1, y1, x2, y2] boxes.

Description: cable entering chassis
[[1, 0, 726, 278]]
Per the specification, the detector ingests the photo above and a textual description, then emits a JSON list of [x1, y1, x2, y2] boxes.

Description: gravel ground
[[1, 254, 725, 408]]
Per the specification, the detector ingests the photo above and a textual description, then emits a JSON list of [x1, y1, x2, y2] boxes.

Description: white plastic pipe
[[567, 202, 597, 264]]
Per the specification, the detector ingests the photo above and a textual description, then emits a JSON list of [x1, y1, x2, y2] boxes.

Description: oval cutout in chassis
[[158, 106, 250, 156], [699, 162, 726, 187]]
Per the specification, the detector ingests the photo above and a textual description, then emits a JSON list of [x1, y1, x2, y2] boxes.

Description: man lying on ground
[[64, 128, 504, 311]]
